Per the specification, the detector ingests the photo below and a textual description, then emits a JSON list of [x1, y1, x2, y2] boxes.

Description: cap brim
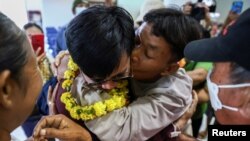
[[184, 37, 232, 62]]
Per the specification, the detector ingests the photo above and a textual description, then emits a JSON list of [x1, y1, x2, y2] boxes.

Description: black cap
[[184, 8, 250, 70]]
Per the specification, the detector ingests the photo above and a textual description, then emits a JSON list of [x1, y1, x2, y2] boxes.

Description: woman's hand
[[33, 114, 92, 141]]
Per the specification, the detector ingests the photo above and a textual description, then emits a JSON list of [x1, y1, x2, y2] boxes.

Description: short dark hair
[[230, 62, 250, 84], [0, 12, 28, 82], [143, 8, 201, 62], [65, 6, 135, 78], [23, 22, 44, 33]]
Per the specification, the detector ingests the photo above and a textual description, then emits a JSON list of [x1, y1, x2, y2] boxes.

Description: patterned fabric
[[53, 55, 189, 140], [55, 80, 100, 141], [55, 80, 180, 141]]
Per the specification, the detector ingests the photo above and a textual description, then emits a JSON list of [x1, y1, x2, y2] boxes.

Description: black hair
[[23, 22, 44, 33], [65, 5, 135, 78], [0, 12, 28, 82], [143, 8, 201, 62]]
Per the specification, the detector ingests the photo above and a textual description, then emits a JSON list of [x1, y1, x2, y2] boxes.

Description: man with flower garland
[[33, 6, 201, 141]]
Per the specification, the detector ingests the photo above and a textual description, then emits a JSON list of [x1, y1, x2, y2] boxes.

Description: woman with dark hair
[[23, 22, 53, 84], [0, 12, 92, 141], [23, 23, 44, 34], [0, 12, 43, 140]]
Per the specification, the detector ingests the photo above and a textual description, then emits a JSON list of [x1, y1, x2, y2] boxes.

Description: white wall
[[42, 0, 75, 29], [0, 0, 28, 28], [26, 0, 42, 10], [117, 0, 145, 20]]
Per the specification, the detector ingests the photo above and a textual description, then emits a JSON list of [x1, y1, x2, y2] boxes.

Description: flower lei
[[60, 57, 129, 121]]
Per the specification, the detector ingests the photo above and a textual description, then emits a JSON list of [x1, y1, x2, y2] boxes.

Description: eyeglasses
[[83, 67, 133, 88]]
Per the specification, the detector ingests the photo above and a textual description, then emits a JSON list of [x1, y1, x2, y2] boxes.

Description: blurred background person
[[23, 22, 53, 84], [22, 22, 54, 137]]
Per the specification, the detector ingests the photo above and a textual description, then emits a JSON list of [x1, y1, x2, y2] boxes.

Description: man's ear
[[160, 63, 179, 76], [0, 70, 13, 109]]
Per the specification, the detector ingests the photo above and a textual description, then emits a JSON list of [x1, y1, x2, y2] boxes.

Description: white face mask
[[207, 70, 250, 112], [75, 7, 87, 15]]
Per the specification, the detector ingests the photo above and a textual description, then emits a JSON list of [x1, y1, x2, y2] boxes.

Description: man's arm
[[86, 70, 193, 141], [187, 68, 208, 86]]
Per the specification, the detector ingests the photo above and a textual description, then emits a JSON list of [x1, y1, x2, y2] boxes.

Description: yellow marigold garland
[[60, 57, 129, 121]]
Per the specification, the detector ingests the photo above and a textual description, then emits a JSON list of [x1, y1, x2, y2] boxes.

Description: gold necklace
[[61, 57, 129, 121]]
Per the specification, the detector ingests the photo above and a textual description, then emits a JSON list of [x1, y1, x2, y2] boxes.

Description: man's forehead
[[211, 62, 232, 81], [136, 22, 151, 35], [213, 62, 231, 70]]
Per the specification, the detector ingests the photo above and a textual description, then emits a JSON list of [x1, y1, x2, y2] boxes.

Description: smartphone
[[231, 1, 243, 14], [31, 34, 44, 56]]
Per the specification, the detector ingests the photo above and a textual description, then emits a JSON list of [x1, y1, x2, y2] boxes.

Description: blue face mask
[[207, 70, 250, 111], [75, 7, 87, 15]]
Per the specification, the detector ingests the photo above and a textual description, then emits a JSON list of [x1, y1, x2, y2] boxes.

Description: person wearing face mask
[[45, 0, 90, 123], [73, 0, 89, 15], [19, 0, 90, 139], [177, 8, 250, 140]]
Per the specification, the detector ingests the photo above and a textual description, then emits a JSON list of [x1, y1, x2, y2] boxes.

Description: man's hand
[[33, 114, 92, 141]]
